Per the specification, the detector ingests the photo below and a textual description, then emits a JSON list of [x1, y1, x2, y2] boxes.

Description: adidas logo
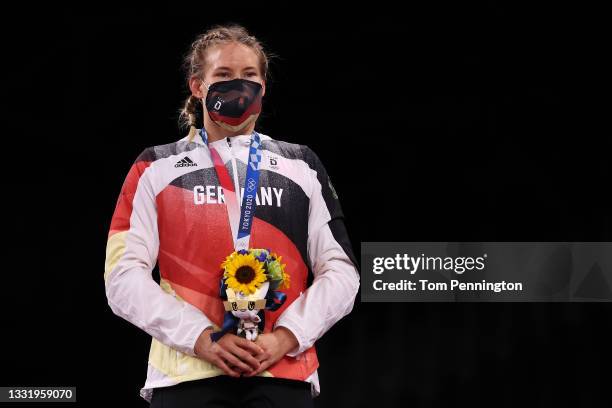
[[175, 157, 198, 168]]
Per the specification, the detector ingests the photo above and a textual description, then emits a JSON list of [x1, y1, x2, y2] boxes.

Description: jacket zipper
[[228, 138, 241, 206]]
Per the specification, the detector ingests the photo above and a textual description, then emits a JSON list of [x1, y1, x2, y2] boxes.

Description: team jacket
[[104, 129, 360, 402]]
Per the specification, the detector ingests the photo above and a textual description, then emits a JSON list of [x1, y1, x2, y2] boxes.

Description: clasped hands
[[194, 326, 298, 377]]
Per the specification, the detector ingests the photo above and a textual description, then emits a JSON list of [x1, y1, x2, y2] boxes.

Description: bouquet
[[215, 248, 290, 341]]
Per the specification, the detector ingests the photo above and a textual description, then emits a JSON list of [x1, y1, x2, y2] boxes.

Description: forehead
[[205, 42, 260, 70]]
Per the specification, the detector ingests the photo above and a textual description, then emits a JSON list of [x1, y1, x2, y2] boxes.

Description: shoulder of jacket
[[259, 133, 318, 164], [135, 137, 198, 163]]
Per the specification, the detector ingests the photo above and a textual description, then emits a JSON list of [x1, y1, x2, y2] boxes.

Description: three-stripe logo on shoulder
[[174, 156, 198, 168]]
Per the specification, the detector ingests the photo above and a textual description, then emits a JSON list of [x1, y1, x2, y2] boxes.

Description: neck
[[203, 112, 255, 142]]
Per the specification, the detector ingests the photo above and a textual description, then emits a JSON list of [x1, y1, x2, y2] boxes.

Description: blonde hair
[[179, 24, 272, 141]]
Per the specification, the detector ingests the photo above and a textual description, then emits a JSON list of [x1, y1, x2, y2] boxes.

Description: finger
[[214, 356, 240, 378], [252, 345, 269, 361], [229, 345, 261, 370], [215, 358, 240, 377], [221, 350, 254, 374], [246, 359, 271, 377], [235, 337, 265, 355], [250, 345, 270, 361]]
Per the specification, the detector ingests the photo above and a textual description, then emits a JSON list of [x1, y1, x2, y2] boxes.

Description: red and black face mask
[[203, 78, 263, 132]]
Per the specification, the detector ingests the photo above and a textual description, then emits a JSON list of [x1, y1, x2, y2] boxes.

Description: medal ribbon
[[199, 128, 262, 251]]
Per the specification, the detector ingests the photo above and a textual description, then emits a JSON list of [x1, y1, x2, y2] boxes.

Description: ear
[[261, 80, 266, 97], [189, 76, 205, 99]]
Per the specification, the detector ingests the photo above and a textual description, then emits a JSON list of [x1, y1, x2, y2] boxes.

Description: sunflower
[[223, 253, 267, 295]]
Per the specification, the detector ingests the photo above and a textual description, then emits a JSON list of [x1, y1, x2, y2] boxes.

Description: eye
[[214, 71, 231, 79]]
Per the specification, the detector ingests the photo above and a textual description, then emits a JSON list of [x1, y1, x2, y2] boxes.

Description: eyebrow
[[214, 66, 258, 71]]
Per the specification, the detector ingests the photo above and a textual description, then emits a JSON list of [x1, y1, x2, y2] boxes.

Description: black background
[[3, 3, 610, 407]]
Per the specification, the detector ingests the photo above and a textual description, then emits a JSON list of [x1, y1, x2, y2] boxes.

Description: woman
[[104, 24, 360, 407]]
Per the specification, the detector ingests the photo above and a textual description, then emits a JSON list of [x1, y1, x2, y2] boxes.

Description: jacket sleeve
[[273, 146, 360, 357], [104, 148, 214, 357]]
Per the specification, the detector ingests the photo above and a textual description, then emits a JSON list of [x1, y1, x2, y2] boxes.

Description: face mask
[[202, 78, 263, 132]]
